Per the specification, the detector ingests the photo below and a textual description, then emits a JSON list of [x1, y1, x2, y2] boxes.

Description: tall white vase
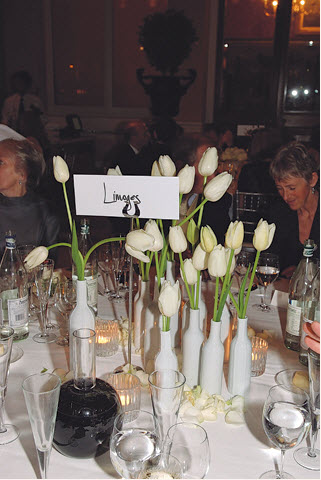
[[155, 330, 178, 371], [69, 280, 95, 371], [143, 278, 162, 374], [182, 308, 204, 388], [134, 280, 150, 350], [166, 261, 180, 349], [228, 316, 252, 396], [199, 320, 224, 394], [182, 279, 207, 338]]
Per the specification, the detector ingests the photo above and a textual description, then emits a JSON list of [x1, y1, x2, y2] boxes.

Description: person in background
[[217, 123, 235, 151], [268, 142, 319, 278], [0, 127, 60, 255], [202, 123, 219, 145], [303, 321, 320, 354]]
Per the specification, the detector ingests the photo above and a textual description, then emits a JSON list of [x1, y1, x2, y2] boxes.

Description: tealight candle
[[95, 318, 119, 357], [107, 373, 141, 412], [251, 336, 268, 377]]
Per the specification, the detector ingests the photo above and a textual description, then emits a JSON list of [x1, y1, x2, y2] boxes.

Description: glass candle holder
[[251, 336, 268, 377], [95, 318, 119, 357], [106, 372, 141, 412]]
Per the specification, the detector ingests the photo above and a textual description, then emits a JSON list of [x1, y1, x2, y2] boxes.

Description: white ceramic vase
[[182, 278, 207, 339], [155, 330, 178, 371], [133, 280, 150, 350], [143, 278, 162, 374], [227, 316, 252, 396], [182, 307, 204, 388], [199, 320, 224, 394], [166, 261, 180, 349], [69, 280, 95, 370]]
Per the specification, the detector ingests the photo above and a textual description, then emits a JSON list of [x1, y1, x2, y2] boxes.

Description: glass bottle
[[284, 239, 317, 351], [299, 267, 320, 366], [0, 231, 28, 341], [72, 218, 98, 313], [53, 328, 120, 458]]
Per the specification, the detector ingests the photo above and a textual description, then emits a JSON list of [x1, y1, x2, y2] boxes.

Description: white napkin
[[271, 289, 288, 309]]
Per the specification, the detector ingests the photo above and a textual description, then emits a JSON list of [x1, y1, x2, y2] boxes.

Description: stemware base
[[33, 332, 57, 343], [293, 447, 320, 470], [260, 470, 293, 479], [0, 424, 20, 445], [10, 345, 24, 363], [254, 303, 271, 312]]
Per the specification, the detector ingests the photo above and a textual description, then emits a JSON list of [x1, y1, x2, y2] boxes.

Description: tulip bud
[[198, 147, 218, 176], [53, 156, 70, 183], [144, 219, 163, 252], [24, 246, 49, 269], [159, 155, 176, 176], [200, 225, 217, 253], [253, 218, 276, 251], [204, 172, 232, 202], [177, 165, 195, 194], [107, 165, 122, 175], [192, 243, 209, 271], [186, 218, 199, 246], [225, 221, 244, 250], [225, 247, 236, 274], [151, 160, 161, 176], [158, 280, 181, 317], [125, 244, 150, 263], [169, 226, 187, 253], [126, 229, 155, 252], [208, 244, 227, 277], [180, 258, 198, 285]]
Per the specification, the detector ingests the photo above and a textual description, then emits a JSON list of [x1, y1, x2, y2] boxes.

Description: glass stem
[[261, 286, 267, 307], [278, 449, 285, 479], [308, 416, 318, 457], [37, 447, 50, 479], [0, 392, 7, 433]]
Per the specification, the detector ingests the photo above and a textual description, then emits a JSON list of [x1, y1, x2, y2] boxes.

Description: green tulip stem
[[159, 238, 169, 278], [228, 289, 239, 312], [83, 237, 125, 268], [62, 182, 73, 233], [195, 270, 201, 310], [178, 198, 208, 228], [145, 251, 154, 279], [196, 176, 207, 230], [155, 251, 161, 290], [162, 315, 170, 332], [135, 217, 140, 229], [47, 242, 71, 250], [179, 252, 194, 309], [213, 276, 219, 322], [242, 249, 261, 318], [140, 260, 146, 282]]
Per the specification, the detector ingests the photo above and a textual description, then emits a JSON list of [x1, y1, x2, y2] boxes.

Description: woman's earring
[[19, 180, 22, 185], [312, 186, 315, 194]]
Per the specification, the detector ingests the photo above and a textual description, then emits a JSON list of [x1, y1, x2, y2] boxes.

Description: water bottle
[[299, 267, 320, 365], [0, 231, 29, 340]]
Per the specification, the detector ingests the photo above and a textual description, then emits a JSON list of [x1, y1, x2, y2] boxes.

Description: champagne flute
[[55, 279, 76, 346], [255, 253, 280, 312], [110, 238, 126, 303], [261, 383, 311, 479], [22, 373, 61, 479], [17, 244, 38, 324], [98, 243, 115, 296], [33, 259, 57, 343], [110, 409, 161, 479], [0, 326, 19, 444]]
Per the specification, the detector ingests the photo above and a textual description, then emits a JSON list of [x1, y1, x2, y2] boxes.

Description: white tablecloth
[[1, 279, 319, 479]]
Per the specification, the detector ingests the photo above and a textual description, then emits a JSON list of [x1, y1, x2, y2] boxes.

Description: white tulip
[[151, 160, 162, 176], [24, 246, 48, 269], [53, 156, 69, 183], [225, 247, 236, 274], [158, 155, 176, 176], [192, 243, 209, 271], [253, 218, 276, 251], [169, 226, 187, 253], [144, 219, 163, 252], [180, 258, 198, 285], [126, 229, 155, 252], [158, 280, 181, 317], [225, 221, 244, 250], [125, 244, 150, 263], [208, 244, 227, 277], [107, 165, 122, 175], [198, 147, 218, 176], [200, 225, 217, 253], [177, 165, 195, 194], [204, 172, 232, 202]]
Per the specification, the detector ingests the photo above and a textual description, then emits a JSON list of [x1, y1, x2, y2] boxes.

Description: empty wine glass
[[22, 373, 61, 479], [255, 252, 280, 312], [33, 259, 57, 343], [17, 244, 39, 324], [234, 250, 255, 289], [261, 383, 311, 479], [98, 243, 115, 296], [0, 326, 19, 444], [110, 409, 161, 479], [110, 238, 126, 303], [55, 279, 76, 346]]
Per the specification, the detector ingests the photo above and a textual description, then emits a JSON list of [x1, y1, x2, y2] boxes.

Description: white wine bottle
[[299, 267, 319, 365], [0, 231, 29, 341], [284, 239, 317, 351]]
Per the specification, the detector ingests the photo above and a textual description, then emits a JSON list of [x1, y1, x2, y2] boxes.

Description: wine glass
[[255, 253, 280, 312], [293, 348, 320, 470], [98, 243, 115, 296], [164, 422, 210, 479], [55, 279, 76, 346], [0, 326, 19, 444], [261, 383, 311, 479], [234, 250, 255, 289], [17, 244, 39, 324], [110, 409, 161, 479], [33, 259, 57, 343], [110, 238, 126, 303], [22, 373, 61, 479]]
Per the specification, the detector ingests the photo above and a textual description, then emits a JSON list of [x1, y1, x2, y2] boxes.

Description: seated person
[[0, 128, 60, 255], [267, 142, 319, 278]]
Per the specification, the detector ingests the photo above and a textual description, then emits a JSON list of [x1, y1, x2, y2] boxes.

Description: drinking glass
[[260, 383, 311, 479], [138, 453, 183, 479], [98, 243, 115, 296], [110, 409, 161, 479], [148, 370, 186, 444], [294, 349, 320, 470], [164, 422, 210, 479], [234, 250, 255, 290], [255, 253, 280, 312], [110, 238, 126, 303], [0, 326, 19, 444], [17, 244, 38, 324], [22, 373, 61, 479], [55, 279, 76, 346], [33, 259, 57, 343]]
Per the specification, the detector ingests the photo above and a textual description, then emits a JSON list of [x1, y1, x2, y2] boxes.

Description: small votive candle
[[95, 318, 119, 357], [107, 373, 141, 412], [251, 336, 268, 377]]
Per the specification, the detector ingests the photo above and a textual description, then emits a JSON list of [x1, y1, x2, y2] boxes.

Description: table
[[1, 280, 319, 479]]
